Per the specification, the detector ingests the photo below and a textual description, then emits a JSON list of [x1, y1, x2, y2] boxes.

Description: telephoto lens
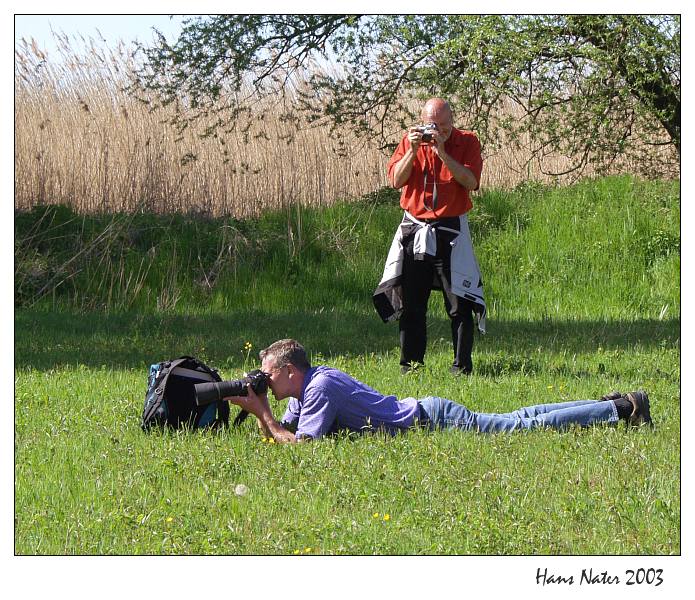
[[194, 369, 268, 406]]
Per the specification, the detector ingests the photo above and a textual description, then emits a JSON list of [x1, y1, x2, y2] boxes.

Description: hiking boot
[[600, 390, 623, 402], [625, 390, 653, 428]]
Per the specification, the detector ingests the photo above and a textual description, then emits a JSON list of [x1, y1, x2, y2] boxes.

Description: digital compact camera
[[414, 122, 438, 142]]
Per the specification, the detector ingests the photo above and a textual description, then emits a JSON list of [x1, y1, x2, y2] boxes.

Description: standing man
[[373, 98, 486, 375]]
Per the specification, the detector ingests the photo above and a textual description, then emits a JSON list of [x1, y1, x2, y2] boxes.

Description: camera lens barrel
[[194, 371, 268, 406], [194, 379, 247, 406]]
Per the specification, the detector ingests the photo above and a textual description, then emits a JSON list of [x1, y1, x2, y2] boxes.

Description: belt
[[402, 213, 461, 230], [422, 217, 455, 225]]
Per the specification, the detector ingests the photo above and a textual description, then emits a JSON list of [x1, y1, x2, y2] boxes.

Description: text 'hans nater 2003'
[[536, 568, 664, 587]]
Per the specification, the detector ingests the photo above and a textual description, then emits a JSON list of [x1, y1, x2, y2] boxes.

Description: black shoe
[[600, 390, 623, 402], [450, 365, 472, 377], [625, 391, 653, 428], [401, 362, 423, 375]]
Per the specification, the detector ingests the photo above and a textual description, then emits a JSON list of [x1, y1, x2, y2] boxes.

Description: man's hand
[[430, 128, 448, 158], [223, 384, 272, 420], [224, 385, 299, 444], [407, 127, 424, 152]]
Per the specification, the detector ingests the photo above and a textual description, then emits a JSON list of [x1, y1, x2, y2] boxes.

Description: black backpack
[[141, 356, 230, 431]]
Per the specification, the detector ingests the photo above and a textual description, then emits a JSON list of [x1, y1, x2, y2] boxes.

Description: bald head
[[420, 98, 454, 142], [421, 98, 452, 122]]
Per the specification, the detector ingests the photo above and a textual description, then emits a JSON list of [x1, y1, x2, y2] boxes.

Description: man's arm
[[256, 418, 272, 438], [224, 386, 300, 444], [257, 414, 301, 443], [390, 129, 423, 188], [432, 132, 479, 191]]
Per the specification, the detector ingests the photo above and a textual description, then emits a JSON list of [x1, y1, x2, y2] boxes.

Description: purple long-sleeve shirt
[[280, 366, 420, 440]]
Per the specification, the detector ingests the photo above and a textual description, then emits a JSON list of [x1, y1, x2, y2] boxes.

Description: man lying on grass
[[224, 339, 653, 443]]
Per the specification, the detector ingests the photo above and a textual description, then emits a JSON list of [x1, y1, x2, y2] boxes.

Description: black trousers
[[398, 224, 476, 372]]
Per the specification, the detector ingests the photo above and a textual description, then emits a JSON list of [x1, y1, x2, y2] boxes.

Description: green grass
[[15, 175, 680, 554]]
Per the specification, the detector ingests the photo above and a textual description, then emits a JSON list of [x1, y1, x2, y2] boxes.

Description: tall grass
[[15, 34, 390, 217], [14, 176, 680, 318], [15, 33, 678, 217]]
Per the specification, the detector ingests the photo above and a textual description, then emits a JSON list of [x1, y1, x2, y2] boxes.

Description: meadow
[[14, 176, 680, 554]]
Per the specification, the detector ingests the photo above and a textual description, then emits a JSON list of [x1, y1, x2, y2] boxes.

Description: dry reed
[[14, 34, 678, 218]]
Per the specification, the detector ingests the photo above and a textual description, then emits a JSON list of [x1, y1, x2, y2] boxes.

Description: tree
[[133, 14, 680, 177]]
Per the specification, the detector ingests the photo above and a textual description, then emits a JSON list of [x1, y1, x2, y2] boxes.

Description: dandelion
[[234, 484, 249, 497], [304, 547, 312, 553], [293, 549, 300, 555], [372, 512, 380, 519], [383, 514, 391, 521], [242, 341, 254, 367], [166, 517, 173, 523]]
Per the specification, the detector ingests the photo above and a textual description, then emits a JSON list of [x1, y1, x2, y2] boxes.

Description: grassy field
[[14, 175, 680, 554]]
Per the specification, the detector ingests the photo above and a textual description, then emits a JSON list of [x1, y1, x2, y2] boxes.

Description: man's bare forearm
[[391, 148, 418, 188], [393, 145, 477, 191], [258, 410, 300, 443], [256, 419, 272, 438], [438, 150, 478, 190], [223, 388, 299, 443]]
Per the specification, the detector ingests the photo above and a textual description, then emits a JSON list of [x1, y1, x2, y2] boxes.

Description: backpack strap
[[169, 356, 232, 431], [141, 357, 192, 427]]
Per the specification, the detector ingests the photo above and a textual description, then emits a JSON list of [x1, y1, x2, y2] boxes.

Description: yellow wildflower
[[383, 514, 391, 521]]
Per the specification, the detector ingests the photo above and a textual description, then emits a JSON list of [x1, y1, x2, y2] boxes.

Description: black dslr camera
[[194, 369, 269, 406], [414, 122, 438, 142]]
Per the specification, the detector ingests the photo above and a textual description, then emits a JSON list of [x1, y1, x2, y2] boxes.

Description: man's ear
[[287, 364, 303, 381]]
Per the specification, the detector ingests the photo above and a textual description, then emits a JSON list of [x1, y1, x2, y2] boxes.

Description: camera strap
[[423, 150, 439, 210], [233, 409, 250, 427]]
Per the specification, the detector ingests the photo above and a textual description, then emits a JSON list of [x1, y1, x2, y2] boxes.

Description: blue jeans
[[418, 396, 619, 433]]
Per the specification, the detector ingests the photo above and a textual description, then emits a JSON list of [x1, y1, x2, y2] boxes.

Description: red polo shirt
[[387, 128, 483, 219]]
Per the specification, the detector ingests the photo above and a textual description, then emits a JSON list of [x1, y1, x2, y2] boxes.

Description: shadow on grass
[[15, 309, 680, 373]]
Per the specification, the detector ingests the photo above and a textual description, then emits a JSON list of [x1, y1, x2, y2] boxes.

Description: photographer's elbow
[[390, 174, 406, 189]]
